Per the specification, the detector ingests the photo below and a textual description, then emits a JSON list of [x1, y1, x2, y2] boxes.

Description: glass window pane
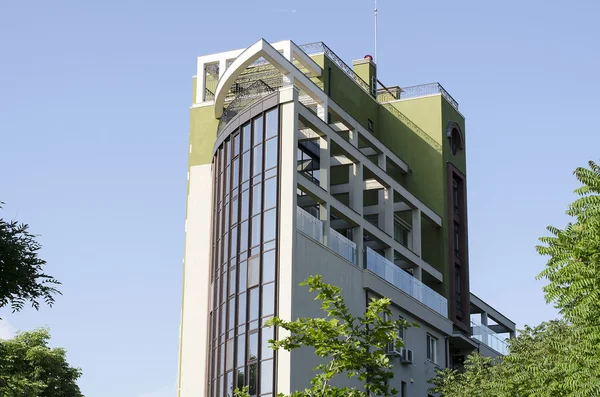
[[266, 108, 278, 139], [262, 283, 274, 317], [263, 209, 276, 242], [243, 123, 251, 152], [232, 158, 239, 187], [265, 168, 277, 179], [225, 165, 230, 193], [226, 339, 234, 371], [231, 197, 238, 224], [248, 363, 257, 396], [252, 183, 262, 215], [230, 226, 238, 258], [249, 287, 259, 322], [264, 178, 276, 210], [260, 360, 273, 394], [239, 221, 248, 253], [265, 137, 278, 170], [261, 326, 274, 359], [241, 190, 249, 221], [238, 292, 246, 324], [253, 144, 263, 176], [238, 261, 247, 293], [236, 368, 245, 390], [263, 250, 275, 283], [242, 152, 251, 182], [248, 332, 258, 361], [248, 256, 260, 287], [253, 116, 263, 146], [229, 267, 236, 297], [227, 370, 234, 397], [251, 215, 261, 248], [228, 298, 235, 330], [236, 334, 246, 368], [233, 133, 240, 157], [220, 344, 225, 373]]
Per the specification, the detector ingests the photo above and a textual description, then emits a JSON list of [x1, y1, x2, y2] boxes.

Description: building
[[178, 39, 515, 397]]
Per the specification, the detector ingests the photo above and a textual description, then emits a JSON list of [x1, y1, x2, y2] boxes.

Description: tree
[[431, 320, 582, 397], [431, 160, 600, 397], [236, 275, 412, 397], [0, 203, 61, 312], [0, 328, 83, 397]]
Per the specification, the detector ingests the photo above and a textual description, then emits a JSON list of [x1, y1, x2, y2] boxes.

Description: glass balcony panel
[[365, 247, 448, 318]]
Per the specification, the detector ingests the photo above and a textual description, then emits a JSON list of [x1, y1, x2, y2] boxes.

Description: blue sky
[[1, 0, 599, 395]]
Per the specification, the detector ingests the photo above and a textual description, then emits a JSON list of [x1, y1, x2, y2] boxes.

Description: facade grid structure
[[178, 38, 516, 397]]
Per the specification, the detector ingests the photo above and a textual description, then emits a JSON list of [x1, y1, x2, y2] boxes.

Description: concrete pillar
[[196, 61, 205, 104], [480, 312, 489, 327], [320, 202, 330, 246], [411, 208, 422, 257], [378, 153, 386, 171], [353, 225, 364, 269], [316, 98, 328, 122], [319, 136, 330, 192], [348, 163, 363, 215], [349, 128, 359, 148], [275, 86, 299, 397]]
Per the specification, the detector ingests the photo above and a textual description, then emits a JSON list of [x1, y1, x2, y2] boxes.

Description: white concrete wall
[[291, 232, 450, 396], [178, 164, 213, 397]]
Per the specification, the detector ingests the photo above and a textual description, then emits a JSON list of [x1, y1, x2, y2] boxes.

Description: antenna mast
[[374, 0, 378, 64]]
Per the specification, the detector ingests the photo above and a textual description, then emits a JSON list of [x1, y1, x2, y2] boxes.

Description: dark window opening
[[297, 139, 321, 183]]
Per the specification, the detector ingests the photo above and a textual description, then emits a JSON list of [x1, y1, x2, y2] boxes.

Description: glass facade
[[209, 107, 280, 397]]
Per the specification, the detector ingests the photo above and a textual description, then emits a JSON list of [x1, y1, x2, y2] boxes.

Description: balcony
[[365, 247, 448, 318], [470, 319, 509, 355], [296, 206, 357, 265]]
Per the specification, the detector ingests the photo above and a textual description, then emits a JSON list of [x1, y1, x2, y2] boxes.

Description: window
[[367, 118, 374, 132], [265, 108, 278, 139], [248, 256, 260, 287], [401, 381, 407, 397], [452, 179, 459, 215], [427, 334, 438, 364], [454, 222, 460, 257], [450, 128, 462, 155], [455, 264, 462, 317]]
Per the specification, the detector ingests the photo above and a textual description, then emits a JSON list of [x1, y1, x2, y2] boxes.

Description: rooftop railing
[[394, 83, 459, 111], [299, 42, 372, 96], [365, 247, 448, 318], [471, 320, 509, 355]]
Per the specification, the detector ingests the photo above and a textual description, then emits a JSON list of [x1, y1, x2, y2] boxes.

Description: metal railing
[[299, 42, 372, 96], [365, 247, 448, 318], [330, 228, 357, 265], [296, 207, 323, 243], [470, 320, 509, 355], [388, 83, 459, 111], [216, 80, 275, 136]]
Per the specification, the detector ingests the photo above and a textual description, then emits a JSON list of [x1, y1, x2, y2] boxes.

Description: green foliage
[[433, 160, 600, 397], [537, 160, 600, 329], [431, 320, 586, 397], [0, 203, 61, 312], [236, 275, 412, 397], [0, 328, 83, 397]]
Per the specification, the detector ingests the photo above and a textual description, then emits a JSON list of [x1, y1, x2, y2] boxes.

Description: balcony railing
[[296, 207, 323, 243], [365, 247, 448, 318], [471, 320, 509, 355], [329, 228, 357, 265], [296, 207, 357, 265]]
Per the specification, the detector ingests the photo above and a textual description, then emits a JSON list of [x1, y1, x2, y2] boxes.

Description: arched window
[[446, 122, 464, 156]]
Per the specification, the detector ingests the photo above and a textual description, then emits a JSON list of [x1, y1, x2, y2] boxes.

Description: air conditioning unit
[[385, 340, 402, 356], [400, 347, 414, 364]]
